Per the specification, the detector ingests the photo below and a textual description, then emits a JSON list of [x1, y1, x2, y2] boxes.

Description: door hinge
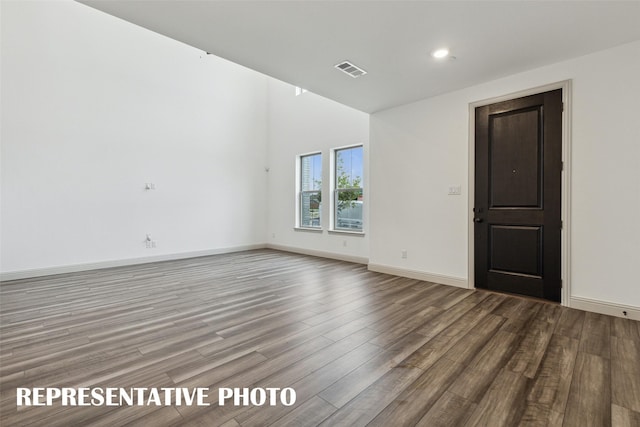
[[562, 102, 564, 112], [560, 280, 563, 289], [561, 161, 564, 171], [561, 220, 564, 229]]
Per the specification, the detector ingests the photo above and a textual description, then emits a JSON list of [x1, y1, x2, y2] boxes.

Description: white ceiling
[[80, 1, 640, 113]]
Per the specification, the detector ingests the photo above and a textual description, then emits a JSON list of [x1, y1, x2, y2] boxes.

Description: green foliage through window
[[335, 146, 363, 230]]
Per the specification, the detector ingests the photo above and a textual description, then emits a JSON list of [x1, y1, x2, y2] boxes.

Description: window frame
[[297, 152, 322, 230], [332, 144, 364, 233]]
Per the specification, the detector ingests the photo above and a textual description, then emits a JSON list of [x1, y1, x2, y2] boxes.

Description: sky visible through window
[[301, 154, 322, 191], [337, 146, 363, 188]]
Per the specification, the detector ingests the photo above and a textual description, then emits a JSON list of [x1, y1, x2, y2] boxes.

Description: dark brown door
[[474, 89, 562, 302]]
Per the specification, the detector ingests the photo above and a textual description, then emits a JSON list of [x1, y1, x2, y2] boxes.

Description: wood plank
[[401, 307, 501, 371], [553, 307, 585, 339], [447, 330, 522, 402], [1, 249, 637, 427], [414, 391, 477, 427], [176, 351, 270, 391], [318, 367, 423, 427], [506, 305, 560, 378], [317, 331, 433, 408], [367, 357, 465, 426], [518, 402, 563, 427], [563, 352, 611, 427], [611, 336, 640, 413], [611, 404, 640, 427], [526, 334, 579, 420], [177, 328, 381, 422], [121, 406, 183, 426], [465, 368, 530, 427], [612, 317, 640, 342], [269, 396, 335, 427], [233, 341, 384, 427], [413, 291, 492, 340], [579, 311, 611, 359], [321, 301, 408, 342], [180, 412, 240, 427], [499, 300, 542, 335], [367, 305, 443, 348], [443, 313, 505, 365]]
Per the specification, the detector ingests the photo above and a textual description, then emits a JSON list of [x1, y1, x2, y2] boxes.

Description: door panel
[[475, 89, 562, 302], [490, 107, 542, 208], [490, 225, 542, 277]]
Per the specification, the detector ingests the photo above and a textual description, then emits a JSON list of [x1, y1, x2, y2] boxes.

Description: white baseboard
[[266, 244, 369, 265], [367, 263, 469, 289], [0, 244, 267, 282], [570, 296, 640, 321], [6, 248, 636, 322]]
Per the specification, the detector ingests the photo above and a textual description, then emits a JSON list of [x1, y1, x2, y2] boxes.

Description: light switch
[[448, 186, 462, 195]]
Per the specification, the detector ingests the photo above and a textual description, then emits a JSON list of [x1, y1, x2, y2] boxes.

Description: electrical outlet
[[401, 250, 407, 259], [343, 240, 347, 247]]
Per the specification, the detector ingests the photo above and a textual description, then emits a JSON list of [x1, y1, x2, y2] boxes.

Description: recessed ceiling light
[[432, 48, 450, 59]]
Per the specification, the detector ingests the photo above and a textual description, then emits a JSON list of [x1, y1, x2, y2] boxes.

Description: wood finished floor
[[1, 249, 639, 427]]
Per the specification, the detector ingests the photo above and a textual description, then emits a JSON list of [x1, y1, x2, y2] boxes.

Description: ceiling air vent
[[334, 61, 367, 78]]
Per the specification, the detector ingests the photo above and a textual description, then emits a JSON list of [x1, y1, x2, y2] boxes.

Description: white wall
[[3, 1, 637, 316], [266, 79, 370, 262], [1, 1, 269, 275], [370, 40, 640, 308]]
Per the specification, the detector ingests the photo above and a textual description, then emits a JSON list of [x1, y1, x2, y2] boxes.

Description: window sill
[[328, 229, 365, 236], [294, 227, 323, 233]]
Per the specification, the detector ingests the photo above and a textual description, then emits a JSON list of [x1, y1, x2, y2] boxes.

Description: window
[[334, 146, 363, 231], [299, 153, 322, 228]]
